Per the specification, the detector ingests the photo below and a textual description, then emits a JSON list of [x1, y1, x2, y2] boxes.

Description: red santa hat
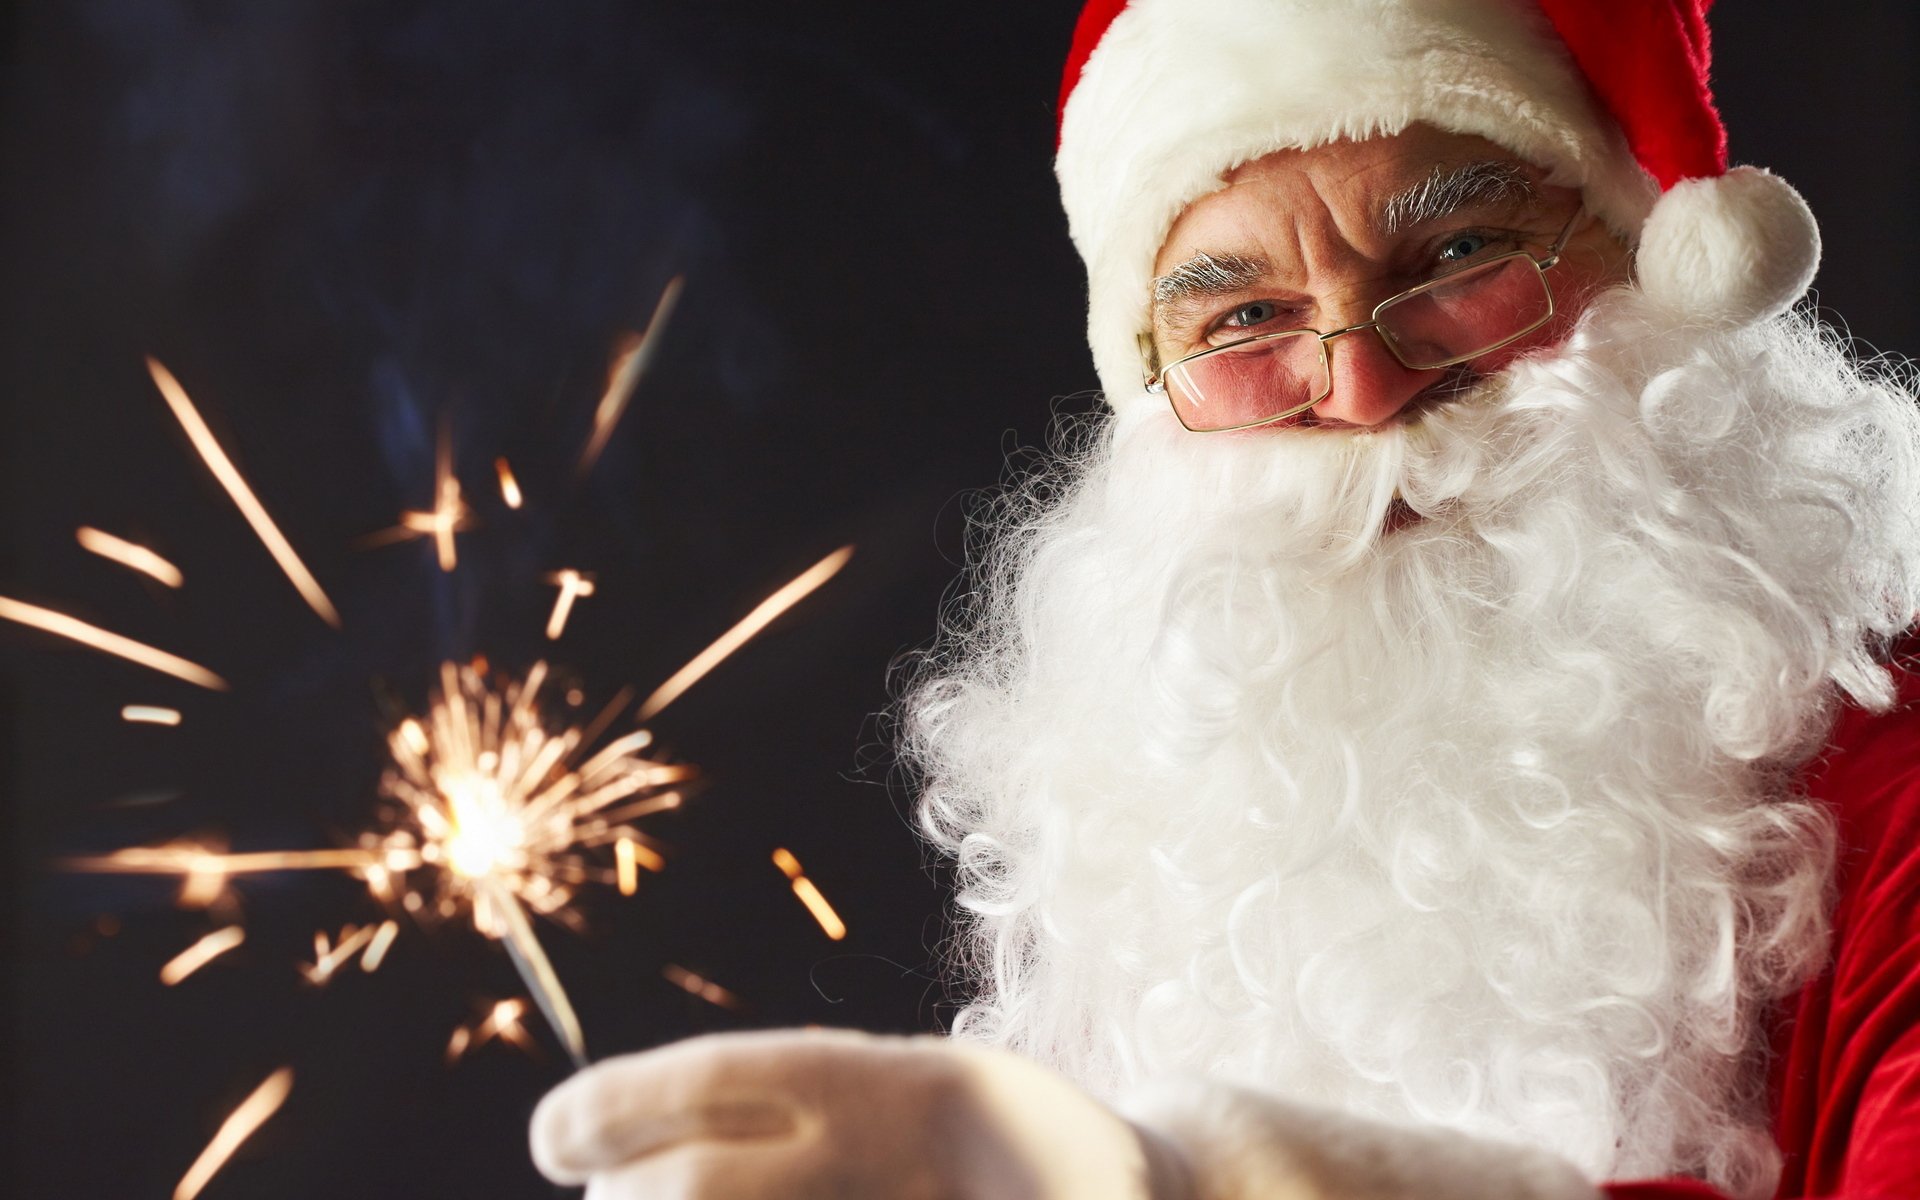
[[1056, 0, 1822, 406]]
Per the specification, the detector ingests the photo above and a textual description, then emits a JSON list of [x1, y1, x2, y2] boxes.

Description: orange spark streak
[[663, 964, 744, 1010], [578, 276, 685, 476], [76, 526, 184, 588], [160, 927, 245, 985], [360, 919, 400, 973], [145, 358, 341, 628], [63, 846, 416, 874], [771, 848, 847, 941], [615, 836, 638, 896], [123, 705, 184, 725], [301, 924, 376, 985], [543, 569, 596, 640], [0, 595, 229, 690], [495, 457, 523, 509], [173, 1067, 293, 1200], [636, 545, 855, 721]]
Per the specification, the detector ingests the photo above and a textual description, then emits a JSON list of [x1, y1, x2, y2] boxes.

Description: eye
[[1220, 300, 1288, 331], [1436, 232, 1490, 264]]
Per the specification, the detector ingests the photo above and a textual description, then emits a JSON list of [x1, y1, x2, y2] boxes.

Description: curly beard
[[902, 289, 1920, 1198]]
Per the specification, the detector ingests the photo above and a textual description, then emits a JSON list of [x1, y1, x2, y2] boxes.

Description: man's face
[[1149, 124, 1634, 430]]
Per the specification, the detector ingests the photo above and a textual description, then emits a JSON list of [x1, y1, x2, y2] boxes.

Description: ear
[[1633, 166, 1820, 327]]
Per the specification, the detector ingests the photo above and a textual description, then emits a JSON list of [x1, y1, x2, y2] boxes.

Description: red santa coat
[[1610, 654, 1920, 1198]]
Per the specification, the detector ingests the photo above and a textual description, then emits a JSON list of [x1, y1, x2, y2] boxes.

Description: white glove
[[528, 1028, 1195, 1200]]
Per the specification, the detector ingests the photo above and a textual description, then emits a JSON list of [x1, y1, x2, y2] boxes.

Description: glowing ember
[[145, 358, 341, 628], [76, 526, 184, 588], [360, 919, 400, 973], [637, 544, 855, 721], [447, 997, 534, 1064], [173, 1067, 293, 1200], [123, 705, 184, 725], [300, 924, 378, 986], [662, 963, 745, 1010], [494, 457, 524, 509], [578, 276, 684, 476], [771, 847, 848, 941], [160, 927, 245, 986], [543, 569, 596, 640], [0, 596, 230, 690]]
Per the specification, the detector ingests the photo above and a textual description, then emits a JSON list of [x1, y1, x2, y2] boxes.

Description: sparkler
[[772, 847, 848, 941], [174, 1067, 293, 1200], [76, 526, 185, 587], [145, 358, 342, 628], [0, 595, 230, 690], [18, 319, 863, 1188]]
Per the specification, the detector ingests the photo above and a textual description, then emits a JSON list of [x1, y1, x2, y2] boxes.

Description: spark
[[0, 595, 230, 690], [76, 526, 184, 588], [662, 964, 744, 1011], [300, 924, 377, 986], [495, 457, 524, 509], [160, 927, 245, 986], [145, 358, 341, 628], [543, 569, 596, 640], [123, 705, 184, 725], [637, 544, 855, 721], [578, 276, 684, 476], [63, 845, 414, 875], [173, 1067, 293, 1200], [447, 998, 533, 1064], [361, 919, 400, 973], [772, 848, 847, 941]]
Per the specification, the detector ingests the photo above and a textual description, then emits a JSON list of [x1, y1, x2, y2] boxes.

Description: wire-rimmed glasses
[[1146, 209, 1585, 432]]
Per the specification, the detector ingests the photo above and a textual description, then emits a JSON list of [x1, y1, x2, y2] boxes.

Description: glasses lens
[[1376, 256, 1551, 369], [1165, 332, 1326, 432]]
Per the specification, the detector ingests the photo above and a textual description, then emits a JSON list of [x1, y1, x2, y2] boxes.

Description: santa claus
[[529, 2, 1920, 1197]]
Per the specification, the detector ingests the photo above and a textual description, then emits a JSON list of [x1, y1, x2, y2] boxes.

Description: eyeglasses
[[1145, 208, 1585, 433]]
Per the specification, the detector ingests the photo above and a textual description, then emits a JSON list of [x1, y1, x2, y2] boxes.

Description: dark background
[[1, 3, 1914, 1197]]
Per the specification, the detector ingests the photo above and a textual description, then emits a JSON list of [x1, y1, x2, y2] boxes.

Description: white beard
[[903, 288, 1920, 1199]]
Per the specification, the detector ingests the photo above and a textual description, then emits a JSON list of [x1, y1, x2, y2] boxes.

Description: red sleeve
[[1610, 654, 1920, 1200]]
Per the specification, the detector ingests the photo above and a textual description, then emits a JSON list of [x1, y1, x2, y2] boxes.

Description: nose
[[1306, 324, 1437, 428]]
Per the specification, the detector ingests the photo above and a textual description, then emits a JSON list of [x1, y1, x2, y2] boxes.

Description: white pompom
[[1634, 166, 1821, 327]]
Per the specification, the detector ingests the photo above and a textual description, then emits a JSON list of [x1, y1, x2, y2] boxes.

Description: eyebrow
[[1150, 251, 1270, 333], [1377, 160, 1537, 236]]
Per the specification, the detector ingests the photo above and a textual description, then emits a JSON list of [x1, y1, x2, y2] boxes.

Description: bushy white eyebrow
[[1151, 251, 1269, 327], [1378, 161, 1537, 236]]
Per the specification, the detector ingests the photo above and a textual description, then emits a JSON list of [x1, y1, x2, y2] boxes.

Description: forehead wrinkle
[[1377, 160, 1538, 236]]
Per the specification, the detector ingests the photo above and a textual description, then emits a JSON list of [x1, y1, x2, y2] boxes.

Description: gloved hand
[[528, 1028, 1195, 1199]]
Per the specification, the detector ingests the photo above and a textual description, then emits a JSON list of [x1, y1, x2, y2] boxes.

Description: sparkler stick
[[636, 544, 855, 721], [0, 596, 230, 690], [772, 848, 847, 941], [485, 878, 588, 1068], [495, 457, 524, 509], [173, 1067, 293, 1200], [160, 927, 245, 985], [145, 358, 342, 628], [544, 569, 596, 639], [578, 276, 684, 476], [76, 527, 184, 587], [123, 705, 184, 725]]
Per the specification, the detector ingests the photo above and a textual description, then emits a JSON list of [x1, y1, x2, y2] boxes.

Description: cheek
[[1464, 259, 1622, 376]]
